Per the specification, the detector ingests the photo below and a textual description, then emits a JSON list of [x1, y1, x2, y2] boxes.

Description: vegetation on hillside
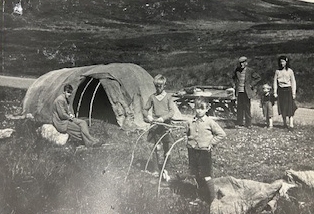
[[4, 0, 314, 22], [2, 1, 314, 102]]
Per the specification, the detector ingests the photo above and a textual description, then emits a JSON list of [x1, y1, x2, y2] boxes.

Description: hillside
[[1, 0, 314, 102], [3, 0, 314, 23]]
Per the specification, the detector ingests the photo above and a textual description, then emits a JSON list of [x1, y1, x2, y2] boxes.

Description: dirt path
[[251, 100, 314, 126], [0, 75, 36, 89]]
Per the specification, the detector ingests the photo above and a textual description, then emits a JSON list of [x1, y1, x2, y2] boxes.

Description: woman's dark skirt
[[277, 86, 297, 117]]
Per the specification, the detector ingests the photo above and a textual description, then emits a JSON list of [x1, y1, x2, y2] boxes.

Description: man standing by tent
[[52, 84, 101, 147], [232, 56, 261, 128]]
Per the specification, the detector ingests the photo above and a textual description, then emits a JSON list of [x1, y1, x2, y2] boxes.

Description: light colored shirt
[[238, 68, 246, 92], [155, 90, 167, 101], [187, 115, 226, 150], [143, 91, 175, 121], [273, 68, 296, 96]]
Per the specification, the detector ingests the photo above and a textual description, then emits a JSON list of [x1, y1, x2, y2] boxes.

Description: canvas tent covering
[[210, 176, 296, 214], [23, 63, 157, 129]]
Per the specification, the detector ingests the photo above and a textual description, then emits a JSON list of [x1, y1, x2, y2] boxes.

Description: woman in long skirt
[[273, 56, 297, 130]]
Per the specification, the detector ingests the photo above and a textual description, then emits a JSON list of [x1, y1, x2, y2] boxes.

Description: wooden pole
[[157, 136, 186, 197], [76, 78, 93, 117], [88, 82, 101, 126], [125, 124, 157, 182], [144, 130, 170, 172]]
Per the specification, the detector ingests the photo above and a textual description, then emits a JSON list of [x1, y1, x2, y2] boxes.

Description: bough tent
[[23, 63, 156, 129]]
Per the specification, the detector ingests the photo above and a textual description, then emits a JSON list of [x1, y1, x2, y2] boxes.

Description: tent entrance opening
[[73, 77, 118, 125]]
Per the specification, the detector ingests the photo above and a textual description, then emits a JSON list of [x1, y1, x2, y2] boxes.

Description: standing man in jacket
[[232, 56, 261, 128]]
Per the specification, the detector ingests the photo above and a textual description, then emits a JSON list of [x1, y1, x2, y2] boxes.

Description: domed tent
[[23, 63, 157, 129]]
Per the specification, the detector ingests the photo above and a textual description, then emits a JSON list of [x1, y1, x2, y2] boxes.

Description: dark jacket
[[260, 92, 276, 106], [232, 67, 261, 99]]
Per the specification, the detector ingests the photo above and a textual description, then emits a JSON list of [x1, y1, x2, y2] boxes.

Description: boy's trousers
[[147, 125, 174, 172]]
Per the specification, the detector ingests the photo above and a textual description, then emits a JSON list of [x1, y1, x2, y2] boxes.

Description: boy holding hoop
[[143, 74, 175, 179]]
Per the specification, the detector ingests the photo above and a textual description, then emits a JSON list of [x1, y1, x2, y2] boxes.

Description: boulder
[[0, 128, 14, 139], [37, 124, 69, 145]]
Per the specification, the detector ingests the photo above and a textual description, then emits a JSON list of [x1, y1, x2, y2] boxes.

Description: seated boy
[[143, 74, 175, 178]]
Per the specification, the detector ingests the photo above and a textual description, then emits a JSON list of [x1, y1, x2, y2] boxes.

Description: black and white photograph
[[1, 0, 314, 213]]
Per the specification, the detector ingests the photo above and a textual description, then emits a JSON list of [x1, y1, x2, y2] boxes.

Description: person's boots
[[206, 179, 215, 206]]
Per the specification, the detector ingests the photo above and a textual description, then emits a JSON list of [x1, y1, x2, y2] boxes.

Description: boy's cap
[[238, 56, 247, 63], [262, 84, 271, 89]]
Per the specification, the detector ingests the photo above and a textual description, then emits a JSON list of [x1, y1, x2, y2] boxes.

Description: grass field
[[0, 87, 314, 214]]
